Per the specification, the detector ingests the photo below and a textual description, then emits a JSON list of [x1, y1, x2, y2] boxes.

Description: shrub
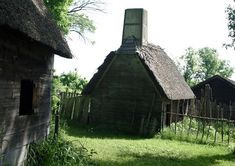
[[26, 135, 96, 166], [229, 143, 235, 155], [26, 116, 96, 166]]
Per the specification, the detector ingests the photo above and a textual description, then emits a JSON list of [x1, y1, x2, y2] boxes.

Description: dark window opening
[[19, 80, 34, 115]]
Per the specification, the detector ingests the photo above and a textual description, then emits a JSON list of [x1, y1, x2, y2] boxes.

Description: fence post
[[214, 104, 220, 144], [170, 100, 173, 127], [221, 106, 224, 143], [181, 100, 185, 138], [205, 85, 212, 143], [74, 96, 81, 120], [70, 93, 76, 120], [54, 110, 59, 141], [205, 99, 212, 143], [227, 101, 232, 144], [160, 106, 163, 132], [174, 100, 180, 134]]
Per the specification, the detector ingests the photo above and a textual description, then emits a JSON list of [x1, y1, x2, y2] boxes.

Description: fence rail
[[162, 84, 235, 145], [59, 84, 235, 144]]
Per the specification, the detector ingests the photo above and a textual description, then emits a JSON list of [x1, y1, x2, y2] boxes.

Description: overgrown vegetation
[[26, 118, 95, 166], [159, 117, 235, 145], [24, 70, 91, 165], [26, 135, 95, 166], [24, 69, 92, 165], [51, 70, 87, 112]]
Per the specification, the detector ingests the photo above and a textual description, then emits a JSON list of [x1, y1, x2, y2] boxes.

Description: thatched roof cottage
[[0, 0, 71, 165], [82, 9, 194, 136]]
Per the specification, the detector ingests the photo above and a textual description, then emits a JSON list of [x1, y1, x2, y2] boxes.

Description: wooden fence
[[59, 92, 90, 123], [59, 84, 235, 144], [162, 84, 235, 144]]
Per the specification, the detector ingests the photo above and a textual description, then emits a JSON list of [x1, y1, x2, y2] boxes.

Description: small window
[[19, 80, 34, 115]]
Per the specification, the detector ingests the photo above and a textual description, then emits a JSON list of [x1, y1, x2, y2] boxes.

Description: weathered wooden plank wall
[[0, 29, 53, 165], [90, 53, 163, 135], [59, 54, 164, 136]]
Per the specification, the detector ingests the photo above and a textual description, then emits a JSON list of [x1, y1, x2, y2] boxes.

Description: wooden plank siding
[[192, 76, 235, 105], [90, 53, 163, 134], [0, 30, 53, 165]]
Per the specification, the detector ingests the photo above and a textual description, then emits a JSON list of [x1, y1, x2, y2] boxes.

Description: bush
[[26, 115, 96, 166], [26, 135, 96, 166], [229, 143, 235, 155]]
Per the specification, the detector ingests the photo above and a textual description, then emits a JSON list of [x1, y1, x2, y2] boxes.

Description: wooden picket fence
[[59, 92, 90, 123], [162, 84, 235, 144]]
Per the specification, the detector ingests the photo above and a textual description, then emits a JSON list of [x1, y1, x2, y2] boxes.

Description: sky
[[54, 0, 235, 80]]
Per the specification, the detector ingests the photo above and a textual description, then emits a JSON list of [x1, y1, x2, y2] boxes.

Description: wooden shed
[[192, 75, 235, 104], [0, 1, 71, 165], [82, 9, 194, 136]]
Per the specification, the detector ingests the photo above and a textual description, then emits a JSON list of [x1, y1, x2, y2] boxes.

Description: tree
[[226, 2, 235, 49], [44, 0, 104, 38], [51, 70, 88, 111], [59, 70, 88, 93], [179, 47, 234, 86]]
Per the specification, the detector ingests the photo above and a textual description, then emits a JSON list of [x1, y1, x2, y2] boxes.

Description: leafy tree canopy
[[59, 71, 88, 92], [51, 70, 88, 111], [44, 0, 104, 38], [226, 2, 235, 49], [179, 47, 234, 86]]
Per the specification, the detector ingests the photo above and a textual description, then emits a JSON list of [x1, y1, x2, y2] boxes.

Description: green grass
[[63, 121, 235, 166]]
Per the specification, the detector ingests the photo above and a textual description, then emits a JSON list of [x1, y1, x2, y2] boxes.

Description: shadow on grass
[[64, 120, 144, 140], [63, 120, 235, 166], [94, 151, 235, 166]]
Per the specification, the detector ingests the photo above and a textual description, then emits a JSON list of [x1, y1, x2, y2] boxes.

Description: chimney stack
[[122, 8, 148, 46]]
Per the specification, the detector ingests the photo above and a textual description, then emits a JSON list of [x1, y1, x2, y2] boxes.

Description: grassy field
[[63, 122, 235, 166]]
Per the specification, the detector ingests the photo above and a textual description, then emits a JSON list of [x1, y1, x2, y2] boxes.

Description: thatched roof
[[83, 37, 195, 100], [0, 0, 72, 58], [192, 75, 235, 90]]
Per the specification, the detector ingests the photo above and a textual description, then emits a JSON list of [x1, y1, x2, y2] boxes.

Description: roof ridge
[[192, 75, 235, 90]]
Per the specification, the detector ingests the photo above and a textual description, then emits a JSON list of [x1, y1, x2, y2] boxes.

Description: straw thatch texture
[[83, 37, 194, 100], [82, 51, 116, 95], [0, 0, 72, 58], [137, 43, 194, 100]]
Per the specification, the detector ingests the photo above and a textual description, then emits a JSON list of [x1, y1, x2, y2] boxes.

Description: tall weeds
[[159, 117, 235, 145], [26, 135, 96, 166], [25, 117, 96, 166]]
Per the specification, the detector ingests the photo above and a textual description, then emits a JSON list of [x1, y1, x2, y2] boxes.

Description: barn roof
[[192, 75, 235, 90], [0, 0, 72, 58], [83, 37, 195, 100]]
